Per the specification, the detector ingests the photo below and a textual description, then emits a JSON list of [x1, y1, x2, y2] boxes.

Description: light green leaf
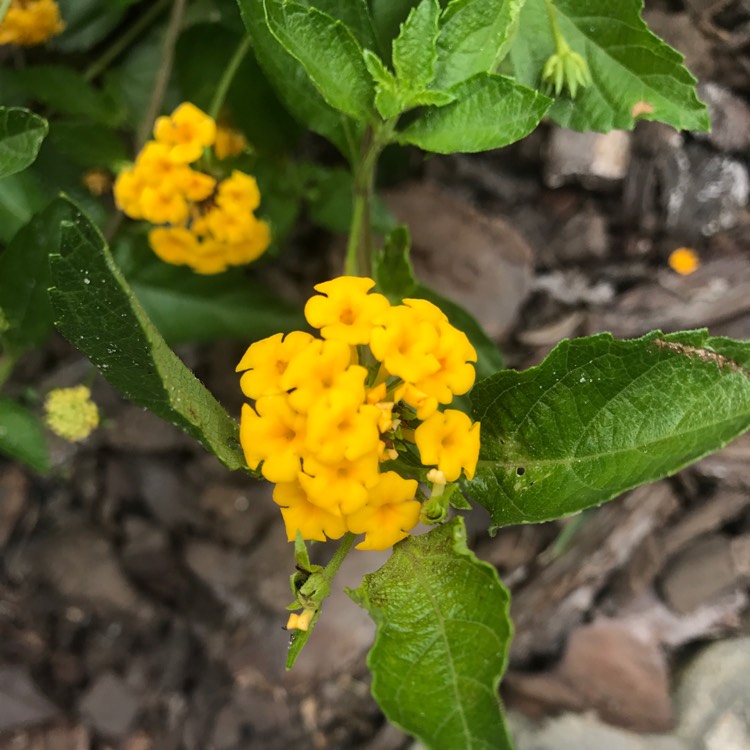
[[262, 1, 373, 121], [508, 0, 710, 132], [303, 0, 378, 51], [0, 202, 70, 353], [114, 235, 306, 345], [434, 0, 525, 89], [237, 0, 358, 159], [0, 108, 48, 179], [393, 0, 440, 89], [47, 198, 247, 471], [397, 73, 550, 153], [0, 397, 49, 474], [468, 331, 750, 530], [349, 518, 513, 750]]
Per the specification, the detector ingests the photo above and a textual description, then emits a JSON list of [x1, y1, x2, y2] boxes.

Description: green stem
[[0, 0, 12, 25], [209, 35, 252, 121], [344, 120, 395, 277], [135, 0, 186, 148], [544, 0, 570, 54], [323, 532, 356, 580], [83, 0, 171, 83]]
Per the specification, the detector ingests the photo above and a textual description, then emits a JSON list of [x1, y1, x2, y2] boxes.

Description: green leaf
[[434, 0, 525, 89], [0, 108, 48, 179], [262, 1, 373, 122], [468, 331, 750, 530], [0, 397, 49, 474], [114, 235, 306, 345], [0, 171, 51, 244], [175, 24, 299, 154], [368, 0, 417, 62], [16, 67, 123, 126], [53, 0, 127, 52], [508, 0, 710, 132], [47, 198, 247, 471], [349, 518, 513, 750], [301, 0, 378, 51], [393, 0, 440, 89], [397, 73, 551, 154], [237, 0, 358, 159], [48, 120, 127, 170], [374, 226, 503, 379], [0, 202, 69, 353]]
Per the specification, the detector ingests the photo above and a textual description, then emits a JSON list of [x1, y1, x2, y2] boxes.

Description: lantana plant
[[1, 1, 749, 748]]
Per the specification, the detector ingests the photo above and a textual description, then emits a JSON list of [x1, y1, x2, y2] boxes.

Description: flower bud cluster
[[44, 385, 99, 442], [0, 0, 64, 46], [114, 103, 269, 275], [236, 276, 481, 551]]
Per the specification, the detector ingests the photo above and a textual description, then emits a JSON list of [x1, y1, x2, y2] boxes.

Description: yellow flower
[[370, 304, 441, 382], [139, 186, 190, 225], [224, 222, 271, 264], [82, 169, 111, 197], [305, 390, 382, 464], [214, 125, 248, 160], [286, 609, 313, 631], [304, 276, 390, 345], [188, 240, 231, 275], [668, 247, 700, 276], [0, 0, 64, 46], [134, 141, 180, 185], [346, 472, 421, 551], [282, 339, 357, 413], [299, 453, 380, 516], [236, 331, 315, 400], [240, 397, 306, 482], [216, 171, 261, 212], [44, 386, 99, 442], [204, 206, 257, 244], [414, 409, 480, 482], [174, 168, 217, 202], [113, 168, 145, 219], [153, 102, 216, 163], [149, 227, 198, 265], [274, 480, 347, 542]]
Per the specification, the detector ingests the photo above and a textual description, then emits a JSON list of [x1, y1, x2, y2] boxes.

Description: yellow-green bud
[[44, 386, 99, 442]]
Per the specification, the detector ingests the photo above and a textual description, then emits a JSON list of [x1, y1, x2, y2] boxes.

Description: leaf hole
[[516, 467, 525, 476]]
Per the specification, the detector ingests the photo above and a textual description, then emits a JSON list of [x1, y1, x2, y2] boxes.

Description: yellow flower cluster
[[0, 0, 64, 46], [236, 276, 481, 552], [44, 386, 99, 442], [114, 103, 269, 275]]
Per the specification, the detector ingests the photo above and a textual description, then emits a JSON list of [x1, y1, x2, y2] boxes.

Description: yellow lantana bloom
[[274, 480, 347, 542], [305, 276, 390, 345], [0, 0, 64, 46], [153, 102, 217, 163], [415, 409, 481, 482]]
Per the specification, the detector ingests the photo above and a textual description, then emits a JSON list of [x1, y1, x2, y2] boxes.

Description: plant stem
[[544, 0, 569, 54], [209, 35, 252, 121], [0, 0, 12, 25], [344, 120, 395, 277], [83, 0, 171, 83], [135, 0, 186, 148], [323, 532, 356, 580]]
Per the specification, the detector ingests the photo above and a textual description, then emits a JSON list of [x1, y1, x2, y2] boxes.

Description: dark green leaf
[[508, 0, 710, 132], [393, 0, 440, 89], [114, 235, 306, 345], [262, 1, 373, 121], [368, 0, 418, 62], [0, 107, 48, 179], [350, 518, 513, 750], [237, 0, 358, 159], [53, 0, 127, 52], [433, 0, 524, 89], [397, 73, 551, 154], [0, 202, 69, 352], [48, 198, 247, 471], [469, 331, 750, 530], [16, 67, 123, 126], [175, 24, 299, 154], [0, 397, 49, 474], [48, 120, 127, 170]]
